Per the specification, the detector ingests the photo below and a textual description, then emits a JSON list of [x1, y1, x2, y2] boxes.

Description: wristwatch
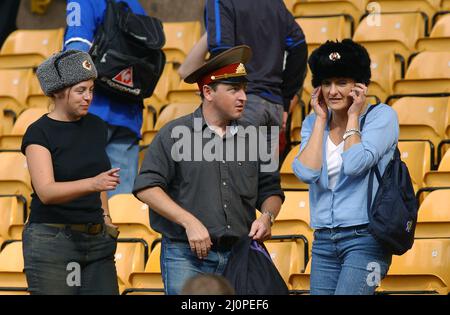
[[262, 210, 275, 226]]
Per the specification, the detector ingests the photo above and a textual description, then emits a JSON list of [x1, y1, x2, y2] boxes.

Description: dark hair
[[200, 81, 220, 99], [308, 39, 371, 88], [180, 274, 235, 295]]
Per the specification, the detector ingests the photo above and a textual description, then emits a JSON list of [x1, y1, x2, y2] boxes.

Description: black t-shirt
[[21, 113, 111, 224]]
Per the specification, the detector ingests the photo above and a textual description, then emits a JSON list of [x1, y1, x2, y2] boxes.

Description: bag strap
[[361, 103, 381, 213]]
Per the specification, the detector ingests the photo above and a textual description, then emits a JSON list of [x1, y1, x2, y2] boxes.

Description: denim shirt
[[292, 103, 399, 229], [64, 0, 146, 138]]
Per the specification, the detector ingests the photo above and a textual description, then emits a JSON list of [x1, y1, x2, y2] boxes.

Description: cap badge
[[210, 63, 247, 81], [82, 60, 92, 70], [329, 52, 341, 61]]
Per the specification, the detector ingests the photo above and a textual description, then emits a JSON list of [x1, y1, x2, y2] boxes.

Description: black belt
[[316, 224, 369, 233], [44, 223, 103, 235]]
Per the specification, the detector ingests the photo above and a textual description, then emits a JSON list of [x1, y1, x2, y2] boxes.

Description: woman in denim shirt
[[292, 39, 399, 295]]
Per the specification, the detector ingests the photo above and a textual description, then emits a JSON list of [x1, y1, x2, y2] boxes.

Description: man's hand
[[184, 217, 212, 259], [248, 214, 272, 242]]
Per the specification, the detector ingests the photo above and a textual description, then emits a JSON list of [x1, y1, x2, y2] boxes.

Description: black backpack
[[223, 236, 289, 295], [89, 0, 166, 103], [362, 104, 418, 255]]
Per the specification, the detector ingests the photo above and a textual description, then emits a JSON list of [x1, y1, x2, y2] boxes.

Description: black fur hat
[[308, 39, 371, 88]]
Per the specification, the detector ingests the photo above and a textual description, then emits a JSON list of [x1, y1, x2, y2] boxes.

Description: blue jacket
[[64, 0, 146, 138], [292, 104, 399, 229]]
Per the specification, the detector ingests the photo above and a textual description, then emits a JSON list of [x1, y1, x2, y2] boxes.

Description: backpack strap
[[360, 103, 381, 213]]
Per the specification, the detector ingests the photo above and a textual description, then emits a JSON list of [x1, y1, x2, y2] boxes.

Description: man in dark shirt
[[133, 46, 284, 295], [205, 0, 307, 132]]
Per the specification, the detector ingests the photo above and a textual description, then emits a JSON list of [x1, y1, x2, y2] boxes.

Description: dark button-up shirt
[[133, 106, 284, 242]]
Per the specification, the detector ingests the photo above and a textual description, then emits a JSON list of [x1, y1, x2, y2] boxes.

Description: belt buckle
[[87, 223, 100, 235]]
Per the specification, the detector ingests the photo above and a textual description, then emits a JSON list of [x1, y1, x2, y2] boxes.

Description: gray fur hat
[[36, 50, 97, 96]]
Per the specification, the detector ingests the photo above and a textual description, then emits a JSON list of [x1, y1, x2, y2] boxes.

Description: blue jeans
[[106, 125, 139, 198], [22, 223, 119, 295], [160, 237, 231, 295], [310, 224, 392, 295]]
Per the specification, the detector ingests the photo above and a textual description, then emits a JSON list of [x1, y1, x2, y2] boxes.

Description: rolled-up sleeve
[[292, 114, 321, 184], [342, 105, 399, 176], [133, 128, 176, 195]]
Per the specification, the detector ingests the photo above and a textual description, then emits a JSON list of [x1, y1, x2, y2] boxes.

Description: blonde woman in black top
[[21, 50, 120, 295]]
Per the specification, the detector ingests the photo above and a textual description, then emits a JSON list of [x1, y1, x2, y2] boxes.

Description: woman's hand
[[347, 83, 368, 117], [91, 168, 120, 192], [311, 87, 328, 121]]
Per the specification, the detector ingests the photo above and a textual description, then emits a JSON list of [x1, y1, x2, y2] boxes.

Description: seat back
[[379, 239, 450, 294], [0, 28, 63, 68], [108, 194, 160, 251], [392, 97, 447, 151], [416, 189, 450, 238], [398, 140, 432, 190], [354, 12, 426, 57], [393, 51, 450, 94], [0, 69, 33, 115], [0, 241, 27, 294], [162, 22, 201, 64], [280, 144, 309, 190], [295, 15, 352, 53]]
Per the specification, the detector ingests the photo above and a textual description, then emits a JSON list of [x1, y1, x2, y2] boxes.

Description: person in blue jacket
[[292, 39, 398, 295], [64, 0, 146, 197]]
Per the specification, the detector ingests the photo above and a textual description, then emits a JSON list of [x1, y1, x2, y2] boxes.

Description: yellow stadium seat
[[0, 241, 28, 294], [108, 194, 161, 254], [264, 239, 306, 287], [295, 15, 352, 54], [123, 242, 164, 295], [144, 62, 181, 114], [393, 51, 450, 95], [280, 144, 309, 190], [0, 68, 33, 117], [0, 196, 27, 242], [0, 108, 48, 151], [300, 68, 313, 107], [367, 50, 401, 102], [378, 239, 450, 295], [141, 102, 199, 146], [284, 0, 297, 12], [0, 28, 63, 69], [115, 241, 146, 294], [162, 22, 202, 65], [376, 0, 440, 27], [289, 102, 304, 144], [293, 0, 367, 29], [415, 189, 450, 238], [398, 140, 433, 191], [26, 73, 51, 109], [443, 0, 450, 9], [423, 149, 450, 187], [289, 259, 311, 294], [353, 12, 426, 60], [392, 97, 448, 161], [0, 153, 32, 209], [166, 80, 201, 104], [272, 191, 313, 243], [446, 97, 450, 138], [416, 14, 450, 52]]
